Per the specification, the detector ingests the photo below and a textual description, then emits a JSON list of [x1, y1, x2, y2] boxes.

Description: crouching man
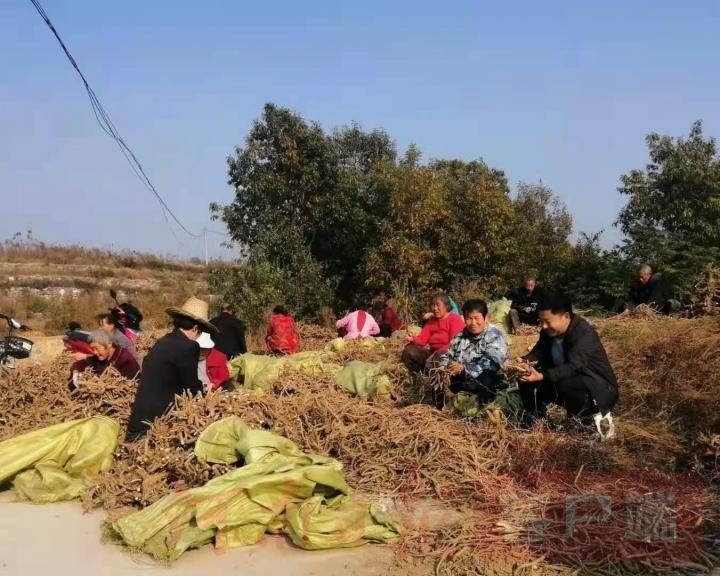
[[518, 293, 618, 434], [439, 299, 508, 406]]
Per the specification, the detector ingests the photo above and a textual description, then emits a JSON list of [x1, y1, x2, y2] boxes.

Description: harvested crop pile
[[685, 264, 720, 317], [1, 317, 719, 575], [0, 356, 134, 441], [296, 323, 336, 351]]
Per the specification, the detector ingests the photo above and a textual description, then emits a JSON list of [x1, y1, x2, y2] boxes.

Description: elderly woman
[[69, 329, 141, 388], [402, 292, 465, 373]]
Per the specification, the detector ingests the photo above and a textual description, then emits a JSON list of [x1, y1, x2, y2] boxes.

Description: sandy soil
[[0, 493, 395, 576]]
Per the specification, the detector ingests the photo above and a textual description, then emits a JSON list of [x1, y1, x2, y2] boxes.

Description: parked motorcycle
[[0, 312, 33, 371], [109, 289, 143, 339]]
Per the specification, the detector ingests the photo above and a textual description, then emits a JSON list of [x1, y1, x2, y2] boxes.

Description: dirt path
[[0, 493, 395, 576]]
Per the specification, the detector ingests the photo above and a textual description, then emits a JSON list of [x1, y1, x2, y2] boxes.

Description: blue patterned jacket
[[439, 324, 508, 378]]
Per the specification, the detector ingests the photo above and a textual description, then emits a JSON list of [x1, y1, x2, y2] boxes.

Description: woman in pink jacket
[[336, 308, 380, 340], [402, 292, 464, 373]]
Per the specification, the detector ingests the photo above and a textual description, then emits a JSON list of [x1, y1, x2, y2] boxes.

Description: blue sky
[[1, 0, 718, 260]]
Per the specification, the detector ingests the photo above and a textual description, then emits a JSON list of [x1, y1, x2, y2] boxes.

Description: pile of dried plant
[[685, 264, 720, 317], [296, 323, 336, 351], [1, 316, 719, 576]]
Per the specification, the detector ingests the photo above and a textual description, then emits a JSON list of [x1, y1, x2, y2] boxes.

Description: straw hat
[[165, 297, 218, 333]]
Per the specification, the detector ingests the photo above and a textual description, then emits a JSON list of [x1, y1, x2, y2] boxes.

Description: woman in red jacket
[[266, 305, 301, 355], [402, 292, 464, 373]]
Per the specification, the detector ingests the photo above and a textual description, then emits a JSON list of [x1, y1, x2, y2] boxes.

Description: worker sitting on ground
[[402, 292, 464, 373], [373, 299, 405, 338], [197, 332, 230, 392], [624, 264, 673, 314], [517, 293, 618, 424], [210, 303, 247, 359], [98, 312, 142, 366], [126, 297, 214, 442], [509, 274, 543, 332], [69, 329, 141, 389], [438, 299, 508, 405], [336, 305, 380, 340], [266, 305, 301, 355]]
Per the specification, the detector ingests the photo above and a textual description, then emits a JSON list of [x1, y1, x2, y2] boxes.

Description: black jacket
[[509, 286, 543, 310], [127, 330, 202, 437], [629, 275, 670, 313], [525, 315, 618, 413], [210, 312, 247, 358]]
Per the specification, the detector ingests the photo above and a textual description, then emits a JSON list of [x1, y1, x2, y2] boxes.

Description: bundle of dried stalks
[[1, 316, 718, 576], [0, 356, 135, 441], [685, 264, 720, 317], [296, 323, 336, 351]]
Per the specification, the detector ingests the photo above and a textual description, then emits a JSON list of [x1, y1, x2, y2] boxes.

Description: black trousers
[[450, 372, 506, 405], [520, 374, 617, 417]]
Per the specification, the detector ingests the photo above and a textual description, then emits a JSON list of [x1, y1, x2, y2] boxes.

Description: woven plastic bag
[[0, 416, 119, 503]]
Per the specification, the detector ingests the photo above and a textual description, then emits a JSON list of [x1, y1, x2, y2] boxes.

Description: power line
[[28, 0, 202, 238]]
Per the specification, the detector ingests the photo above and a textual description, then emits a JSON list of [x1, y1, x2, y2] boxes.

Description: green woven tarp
[[325, 337, 387, 353], [110, 417, 400, 560], [0, 416, 119, 503], [335, 361, 392, 398], [228, 352, 341, 392], [488, 298, 513, 335]]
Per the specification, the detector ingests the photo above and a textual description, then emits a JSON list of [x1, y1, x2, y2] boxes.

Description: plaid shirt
[[439, 323, 507, 378]]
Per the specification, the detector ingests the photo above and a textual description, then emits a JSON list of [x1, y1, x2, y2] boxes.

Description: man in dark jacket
[[518, 293, 618, 419], [509, 275, 544, 331], [126, 297, 217, 441], [210, 304, 247, 358], [627, 265, 671, 314]]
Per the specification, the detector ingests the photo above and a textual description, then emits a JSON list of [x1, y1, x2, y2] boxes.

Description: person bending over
[[266, 305, 301, 355], [69, 329, 140, 389], [336, 306, 380, 340], [126, 297, 214, 441]]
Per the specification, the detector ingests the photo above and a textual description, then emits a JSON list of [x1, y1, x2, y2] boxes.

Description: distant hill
[[0, 243, 211, 335]]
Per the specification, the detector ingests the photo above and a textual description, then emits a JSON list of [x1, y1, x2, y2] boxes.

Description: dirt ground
[[0, 493, 396, 576]]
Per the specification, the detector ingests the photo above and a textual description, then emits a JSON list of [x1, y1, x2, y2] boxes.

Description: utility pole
[[203, 227, 209, 267]]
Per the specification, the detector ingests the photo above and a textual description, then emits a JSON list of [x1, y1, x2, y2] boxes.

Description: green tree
[[213, 104, 396, 310], [616, 121, 720, 296], [365, 157, 524, 304], [512, 182, 573, 285], [617, 121, 720, 244]]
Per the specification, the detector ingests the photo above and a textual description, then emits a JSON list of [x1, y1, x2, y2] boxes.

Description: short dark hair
[[461, 299, 488, 318], [537, 292, 573, 315], [172, 315, 199, 331], [273, 305, 289, 316], [524, 274, 537, 282]]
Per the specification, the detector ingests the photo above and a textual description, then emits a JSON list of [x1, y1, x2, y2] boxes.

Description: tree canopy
[[211, 106, 719, 324]]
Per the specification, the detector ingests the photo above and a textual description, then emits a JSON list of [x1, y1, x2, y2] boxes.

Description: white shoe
[[593, 412, 615, 440]]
